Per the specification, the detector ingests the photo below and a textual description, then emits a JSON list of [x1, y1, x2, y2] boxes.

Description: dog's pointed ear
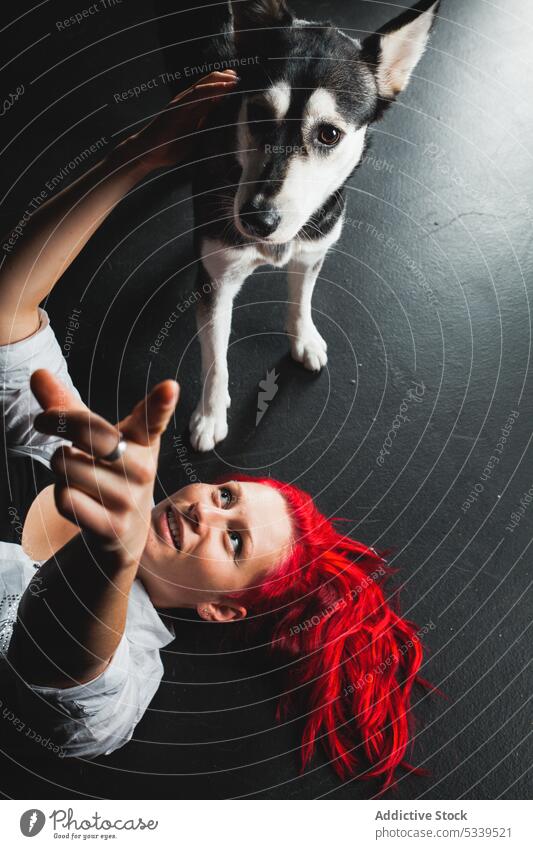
[[229, 1, 293, 44], [362, 1, 439, 101]]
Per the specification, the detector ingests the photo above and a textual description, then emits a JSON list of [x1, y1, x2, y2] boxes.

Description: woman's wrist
[[105, 135, 156, 185], [107, 133, 169, 182], [81, 529, 141, 575]]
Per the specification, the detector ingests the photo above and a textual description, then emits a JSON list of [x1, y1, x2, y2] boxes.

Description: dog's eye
[[317, 124, 342, 147], [247, 101, 274, 127]]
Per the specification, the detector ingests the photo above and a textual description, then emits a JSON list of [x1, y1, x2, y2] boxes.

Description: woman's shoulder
[[0, 540, 39, 584]]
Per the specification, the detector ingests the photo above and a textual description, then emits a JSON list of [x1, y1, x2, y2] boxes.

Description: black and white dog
[[190, 0, 439, 451]]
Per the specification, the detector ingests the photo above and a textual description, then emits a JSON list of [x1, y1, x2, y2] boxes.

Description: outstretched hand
[[31, 369, 179, 569], [123, 69, 239, 171]]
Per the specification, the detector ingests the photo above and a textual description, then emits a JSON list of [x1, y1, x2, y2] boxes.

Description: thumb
[[119, 380, 179, 446], [30, 369, 85, 413]]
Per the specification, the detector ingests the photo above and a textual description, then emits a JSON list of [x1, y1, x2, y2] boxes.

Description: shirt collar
[[126, 579, 175, 649]]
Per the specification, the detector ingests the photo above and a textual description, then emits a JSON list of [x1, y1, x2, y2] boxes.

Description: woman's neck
[[136, 559, 195, 610]]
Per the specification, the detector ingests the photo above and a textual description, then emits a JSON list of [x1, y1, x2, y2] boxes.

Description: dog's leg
[[190, 283, 240, 452], [190, 240, 256, 452], [286, 252, 328, 372]]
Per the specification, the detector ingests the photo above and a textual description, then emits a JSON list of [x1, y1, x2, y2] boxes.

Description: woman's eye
[[219, 487, 234, 507], [317, 124, 342, 147], [228, 530, 242, 557]]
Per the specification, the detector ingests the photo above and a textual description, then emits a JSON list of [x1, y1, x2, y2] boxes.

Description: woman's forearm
[[0, 141, 149, 344], [10, 532, 138, 687], [0, 70, 238, 346]]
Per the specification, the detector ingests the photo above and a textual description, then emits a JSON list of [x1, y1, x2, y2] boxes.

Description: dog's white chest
[[201, 237, 295, 282], [255, 241, 294, 267]]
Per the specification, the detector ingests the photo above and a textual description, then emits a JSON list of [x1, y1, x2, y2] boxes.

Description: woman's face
[[140, 480, 292, 618]]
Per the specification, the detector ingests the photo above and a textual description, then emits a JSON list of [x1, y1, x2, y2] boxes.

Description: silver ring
[[100, 433, 127, 463]]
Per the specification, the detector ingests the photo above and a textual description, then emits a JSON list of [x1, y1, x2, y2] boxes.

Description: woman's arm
[[0, 70, 238, 345], [0, 149, 146, 345], [5, 71, 237, 688], [9, 369, 178, 688], [4, 71, 237, 560]]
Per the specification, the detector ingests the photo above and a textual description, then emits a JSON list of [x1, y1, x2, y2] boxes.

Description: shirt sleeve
[[14, 627, 166, 759], [0, 307, 83, 469]]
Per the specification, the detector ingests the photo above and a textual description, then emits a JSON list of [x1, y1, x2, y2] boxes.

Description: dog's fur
[[190, 0, 439, 451]]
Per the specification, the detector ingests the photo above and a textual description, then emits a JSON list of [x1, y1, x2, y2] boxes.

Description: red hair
[[223, 473, 432, 790]]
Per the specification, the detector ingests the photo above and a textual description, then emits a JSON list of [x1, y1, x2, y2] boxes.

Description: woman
[[0, 70, 428, 789]]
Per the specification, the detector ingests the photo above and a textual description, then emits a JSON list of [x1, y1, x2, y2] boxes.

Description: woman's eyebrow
[[232, 481, 254, 562], [241, 528, 254, 565]]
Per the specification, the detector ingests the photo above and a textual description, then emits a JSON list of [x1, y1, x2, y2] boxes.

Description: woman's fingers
[[54, 482, 129, 543], [30, 369, 85, 415], [119, 380, 179, 447], [197, 70, 238, 83], [166, 73, 239, 121], [35, 374, 178, 454], [188, 77, 239, 98], [172, 70, 238, 104], [35, 407, 121, 458], [32, 368, 120, 457], [163, 78, 239, 134], [42, 382, 178, 562], [51, 447, 132, 511]]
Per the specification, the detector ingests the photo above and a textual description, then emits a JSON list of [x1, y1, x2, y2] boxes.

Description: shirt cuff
[[23, 630, 130, 709]]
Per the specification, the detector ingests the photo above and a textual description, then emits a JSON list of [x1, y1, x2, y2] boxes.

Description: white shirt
[[0, 309, 174, 758], [0, 541, 174, 758]]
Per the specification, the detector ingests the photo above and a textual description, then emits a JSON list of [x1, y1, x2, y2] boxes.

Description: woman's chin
[[143, 522, 172, 568]]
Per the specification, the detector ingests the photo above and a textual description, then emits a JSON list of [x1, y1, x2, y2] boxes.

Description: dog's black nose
[[239, 200, 281, 238]]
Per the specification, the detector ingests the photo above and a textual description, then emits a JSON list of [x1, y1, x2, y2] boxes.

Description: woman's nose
[[191, 500, 225, 530]]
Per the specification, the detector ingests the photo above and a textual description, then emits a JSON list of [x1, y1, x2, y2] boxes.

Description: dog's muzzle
[[238, 198, 281, 239]]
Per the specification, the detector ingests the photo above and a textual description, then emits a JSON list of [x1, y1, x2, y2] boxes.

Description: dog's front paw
[[290, 326, 328, 372], [190, 405, 228, 452]]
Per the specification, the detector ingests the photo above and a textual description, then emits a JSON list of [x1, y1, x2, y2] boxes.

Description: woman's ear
[[197, 601, 247, 622]]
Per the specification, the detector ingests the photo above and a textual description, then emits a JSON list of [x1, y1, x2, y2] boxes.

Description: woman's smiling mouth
[[159, 506, 181, 551], [167, 508, 181, 550]]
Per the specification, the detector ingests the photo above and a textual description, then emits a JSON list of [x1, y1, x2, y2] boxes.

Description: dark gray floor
[[1, 0, 532, 799]]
